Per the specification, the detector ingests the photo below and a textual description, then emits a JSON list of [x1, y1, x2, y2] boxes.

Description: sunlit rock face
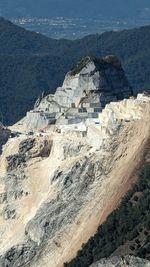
[[26, 55, 133, 129], [0, 93, 149, 267], [0, 55, 149, 267]]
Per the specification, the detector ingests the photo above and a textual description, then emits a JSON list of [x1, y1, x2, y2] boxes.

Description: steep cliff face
[[0, 93, 149, 267], [26, 56, 132, 129]]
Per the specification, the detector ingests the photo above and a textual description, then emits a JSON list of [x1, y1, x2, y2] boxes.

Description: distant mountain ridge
[[0, 17, 150, 125]]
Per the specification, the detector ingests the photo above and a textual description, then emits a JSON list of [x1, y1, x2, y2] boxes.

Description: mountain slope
[[66, 156, 150, 266], [0, 57, 150, 266], [0, 17, 70, 54], [1, 18, 150, 124], [0, 94, 149, 267]]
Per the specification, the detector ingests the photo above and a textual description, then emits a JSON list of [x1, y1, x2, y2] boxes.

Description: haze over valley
[[1, 0, 150, 38]]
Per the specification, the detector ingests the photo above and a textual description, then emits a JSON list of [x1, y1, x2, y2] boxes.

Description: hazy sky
[[0, 0, 150, 18]]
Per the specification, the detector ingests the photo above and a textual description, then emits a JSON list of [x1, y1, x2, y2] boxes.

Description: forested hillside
[[0, 18, 150, 124]]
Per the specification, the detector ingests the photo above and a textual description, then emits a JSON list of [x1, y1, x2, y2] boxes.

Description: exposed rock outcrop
[[0, 53, 149, 267], [0, 93, 149, 267], [0, 128, 11, 154], [26, 56, 132, 129], [90, 256, 150, 267]]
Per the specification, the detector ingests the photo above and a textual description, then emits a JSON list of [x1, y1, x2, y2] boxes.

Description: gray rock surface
[[90, 256, 150, 267], [0, 128, 10, 154], [26, 56, 133, 129], [0, 93, 149, 266], [0, 243, 38, 267]]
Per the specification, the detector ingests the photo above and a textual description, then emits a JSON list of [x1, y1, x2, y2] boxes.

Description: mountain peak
[[25, 55, 132, 129], [69, 55, 122, 76]]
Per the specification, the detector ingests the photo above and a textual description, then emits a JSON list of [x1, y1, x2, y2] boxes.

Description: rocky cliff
[[0, 91, 149, 267], [26, 55, 132, 129], [0, 56, 149, 267]]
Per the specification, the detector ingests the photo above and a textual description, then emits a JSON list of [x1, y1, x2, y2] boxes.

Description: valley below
[[11, 16, 150, 39]]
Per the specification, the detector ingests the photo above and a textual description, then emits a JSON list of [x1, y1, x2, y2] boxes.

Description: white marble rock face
[[0, 93, 150, 267], [26, 56, 133, 129]]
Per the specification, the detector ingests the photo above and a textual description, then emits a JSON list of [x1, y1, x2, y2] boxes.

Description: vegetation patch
[[70, 57, 92, 76]]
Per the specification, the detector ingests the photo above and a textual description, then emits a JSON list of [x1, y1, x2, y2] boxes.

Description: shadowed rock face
[[90, 256, 150, 267], [26, 55, 133, 129], [0, 128, 10, 155], [63, 55, 132, 102]]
